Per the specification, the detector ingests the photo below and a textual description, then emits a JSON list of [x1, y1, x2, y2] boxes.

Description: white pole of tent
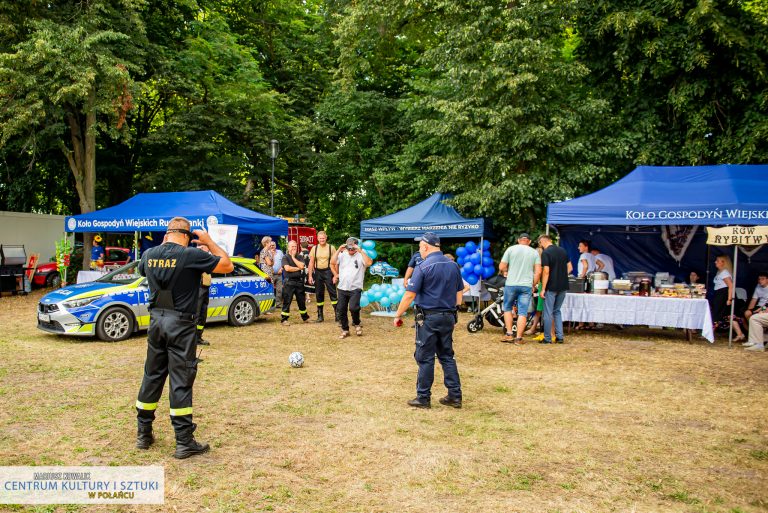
[[728, 245, 738, 348], [546, 224, 550, 236], [134, 231, 139, 261]]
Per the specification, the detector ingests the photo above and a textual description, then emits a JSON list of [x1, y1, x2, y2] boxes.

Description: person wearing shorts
[[498, 233, 541, 344]]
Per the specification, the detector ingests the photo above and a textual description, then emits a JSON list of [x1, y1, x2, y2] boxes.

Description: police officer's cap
[[414, 232, 440, 247]]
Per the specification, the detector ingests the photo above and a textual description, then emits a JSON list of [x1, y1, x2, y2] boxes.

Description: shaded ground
[[0, 290, 766, 512]]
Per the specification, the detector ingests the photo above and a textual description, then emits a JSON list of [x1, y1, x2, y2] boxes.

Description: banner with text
[[706, 226, 768, 246]]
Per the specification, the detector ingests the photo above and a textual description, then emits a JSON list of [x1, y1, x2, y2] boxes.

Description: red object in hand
[[395, 318, 403, 327]]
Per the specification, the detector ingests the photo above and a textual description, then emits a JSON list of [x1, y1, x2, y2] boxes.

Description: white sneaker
[[745, 344, 765, 352], [742, 340, 757, 347]]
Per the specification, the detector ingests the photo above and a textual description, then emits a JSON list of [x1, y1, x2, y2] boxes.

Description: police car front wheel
[[228, 297, 258, 326], [96, 306, 135, 342]]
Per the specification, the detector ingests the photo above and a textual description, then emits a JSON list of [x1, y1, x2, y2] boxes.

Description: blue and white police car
[[37, 258, 275, 342]]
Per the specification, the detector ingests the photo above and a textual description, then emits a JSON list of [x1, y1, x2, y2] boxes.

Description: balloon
[[482, 240, 491, 250], [473, 264, 483, 276], [482, 266, 496, 279], [362, 240, 376, 250], [466, 273, 479, 285], [483, 249, 492, 258], [469, 253, 481, 265], [371, 283, 380, 291], [461, 268, 469, 279], [388, 292, 400, 303], [465, 241, 477, 253], [410, 301, 415, 308], [482, 256, 494, 267], [364, 249, 378, 260], [372, 289, 383, 300], [457, 256, 466, 266], [463, 262, 474, 273], [380, 296, 391, 307], [360, 296, 370, 308], [456, 247, 467, 258], [360, 291, 369, 301]]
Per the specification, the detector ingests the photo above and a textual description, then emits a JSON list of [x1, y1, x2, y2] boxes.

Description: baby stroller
[[466, 275, 517, 335]]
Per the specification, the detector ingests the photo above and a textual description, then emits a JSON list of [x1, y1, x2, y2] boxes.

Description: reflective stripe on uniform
[[281, 312, 290, 317], [299, 310, 307, 314], [316, 301, 324, 306], [136, 400, 158, 411], [331, 300, 338, 305], [197, 325, 204, 330], [169, 407, 193, 416]]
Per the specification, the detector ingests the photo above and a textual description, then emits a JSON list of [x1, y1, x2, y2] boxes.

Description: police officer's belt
[[150, 308, 196, 321], [420, 309, 455, 315]]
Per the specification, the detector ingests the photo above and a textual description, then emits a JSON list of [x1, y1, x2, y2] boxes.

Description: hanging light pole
[[269, 139, 279, 216]]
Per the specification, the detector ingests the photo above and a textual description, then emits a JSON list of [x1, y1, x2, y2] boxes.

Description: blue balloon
[[360, 291, 369, 301], [362, 240, 376, 250], [483, 249, 492, 258], [482, 266, 496, 279], [372, 289, 383, 300], [466, 273, 479, 285], [456, 246, 468, 258], [460, 268, 469, 279], [482, 240, 491, 250], [482, 256, 494, 267], [364, 249, 378, 260], [457, 256, 466, 266], [463, 262, 474, 273], [469, 253, 481, 265], [371, 283, 380, 291], [380, 296, 391, 307], [465, 241, 478, 253], [473, 264, 483, 276], [360, 296, 370, 308], [388, 292, 400, 303]]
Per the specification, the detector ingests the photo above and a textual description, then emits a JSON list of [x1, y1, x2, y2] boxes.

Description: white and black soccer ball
[[288, 351, 304, 368]]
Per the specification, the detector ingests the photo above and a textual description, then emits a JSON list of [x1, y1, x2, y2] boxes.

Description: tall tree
[[0, 0, 145, 265], [575, 0, 768, 166]]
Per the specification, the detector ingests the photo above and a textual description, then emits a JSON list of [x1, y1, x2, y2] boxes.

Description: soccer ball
[[288, 351, 304, 368]]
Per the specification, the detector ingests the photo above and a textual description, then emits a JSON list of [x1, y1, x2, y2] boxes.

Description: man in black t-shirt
[[135, 217, 233, 459], [538, 234, 572, 344], [280, 240, 310, 325]]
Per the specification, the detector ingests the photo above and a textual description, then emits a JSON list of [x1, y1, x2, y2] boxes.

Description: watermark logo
[[0, 466, 164, 505]]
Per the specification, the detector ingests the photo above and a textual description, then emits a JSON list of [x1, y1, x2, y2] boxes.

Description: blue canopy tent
[[360, 193, 490, 241], [65, 190, 288, 257], [546, 164, 768, 285]]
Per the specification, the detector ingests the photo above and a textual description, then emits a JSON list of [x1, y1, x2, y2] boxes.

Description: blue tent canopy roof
[[547, 164, 768, 226], [65, 190, 288, 236], [360, 192, 488, 240]]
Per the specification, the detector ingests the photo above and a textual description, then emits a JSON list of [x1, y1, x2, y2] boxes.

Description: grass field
[[1, 289, 767, 513]]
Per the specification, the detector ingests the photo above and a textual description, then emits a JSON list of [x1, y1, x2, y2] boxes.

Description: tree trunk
[[61, 87, 98, 270]]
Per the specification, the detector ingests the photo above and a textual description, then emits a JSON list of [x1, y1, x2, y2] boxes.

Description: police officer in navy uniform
[[135, 217, 233, 459], [394, 232, 464, 409]]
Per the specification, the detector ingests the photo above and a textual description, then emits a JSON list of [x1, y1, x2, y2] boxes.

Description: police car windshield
[[96, 261, 142, 284]]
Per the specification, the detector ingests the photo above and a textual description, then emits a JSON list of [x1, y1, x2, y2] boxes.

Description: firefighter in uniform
[[280, 240, 310, 325], [195, 243, 212, 346], [135, 217, 233, 459], [307, 230, 338, 323], [394, 232, 464, 409]]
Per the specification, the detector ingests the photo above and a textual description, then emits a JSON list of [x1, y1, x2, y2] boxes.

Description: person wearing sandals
[[331, 237, 372, 338], [499, 233, 541, 344]]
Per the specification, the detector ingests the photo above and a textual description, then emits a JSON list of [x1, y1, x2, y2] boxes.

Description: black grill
[[1, 245, 27, 294], [39, 303, 60, 314], [38, 319, 64, 332]]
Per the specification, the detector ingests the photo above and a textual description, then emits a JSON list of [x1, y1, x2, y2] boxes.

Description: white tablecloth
[[76, 271, 105, 284], [561, 294, 714, 342]]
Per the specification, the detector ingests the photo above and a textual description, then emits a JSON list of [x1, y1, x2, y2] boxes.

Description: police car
[[37, 257, 275, 342]]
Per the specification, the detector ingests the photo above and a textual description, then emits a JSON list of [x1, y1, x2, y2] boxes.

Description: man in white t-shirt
[[577, 240, 596, 278], [331, 237, 373, 338], [591, 247, 616, 281], [745, 272, 768, 321]]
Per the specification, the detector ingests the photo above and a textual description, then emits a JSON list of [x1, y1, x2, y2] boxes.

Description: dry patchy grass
[[0, 290, 767, 513]]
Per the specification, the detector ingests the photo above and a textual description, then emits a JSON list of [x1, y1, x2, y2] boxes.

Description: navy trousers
[[414, 312, 462, 400]]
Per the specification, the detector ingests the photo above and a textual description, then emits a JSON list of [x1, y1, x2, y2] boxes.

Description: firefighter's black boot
[[136, 425, 154, 450], [314, 307, 324, 323], [173, 429, 210, 459]]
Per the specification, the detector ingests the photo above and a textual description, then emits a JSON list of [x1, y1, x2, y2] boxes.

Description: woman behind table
[[709, 255, 746, 340]]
